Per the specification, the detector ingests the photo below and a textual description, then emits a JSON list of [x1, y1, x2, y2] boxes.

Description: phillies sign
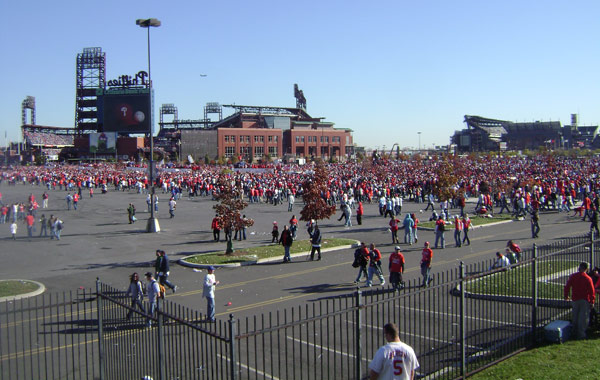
[[107, 71, 149, 88]]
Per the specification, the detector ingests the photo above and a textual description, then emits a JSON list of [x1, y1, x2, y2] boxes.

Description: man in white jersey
[[369, 323, 419, 380]]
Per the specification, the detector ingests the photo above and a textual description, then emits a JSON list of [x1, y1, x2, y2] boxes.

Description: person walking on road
[[154, 250, 177, 293], [203, 266, 219, 322], [453, 215, 463, 247], [531, 210, 540, 238], [211, 215, 221, 242], [353, 242, 370, 284], [309, 224, 322, 260], [461, 214, 471, 246], [125, 272, 146, 320], [434, 215, 446, 249], [421, 242, 433, 287], [168, 197, 176, 218], [564, 262, 595, 339], [402, 213, 414, 245], [369, 323, 419, 380], [39, 214, 48, 237], [144, 272, 161, 327], [366, 243, 385, 287], [279, 225, 293, 263], [389, 246, 405, 291]]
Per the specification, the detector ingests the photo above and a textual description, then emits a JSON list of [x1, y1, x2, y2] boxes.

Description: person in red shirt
[[506, 240, 522, 261], [388, 215, 400, 244], [582, 194, 593, 221], [24, 213, 35, 239], [461, 214, 471, 246], [564, 262, 596, 339], [356, 201, 364, 225], [211, 215, 221, 242], [366, 243, 385, 287], [389, 246, 405, 291], [421, 242, 434, 287], [453, 215, 463, 248]]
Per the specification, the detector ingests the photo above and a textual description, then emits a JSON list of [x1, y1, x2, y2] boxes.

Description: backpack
[[153, 280, 166, 299], [56, 221, 63, 230]]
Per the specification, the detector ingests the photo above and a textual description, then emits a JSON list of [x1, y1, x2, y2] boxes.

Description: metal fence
[[1, 233, 598, 379]]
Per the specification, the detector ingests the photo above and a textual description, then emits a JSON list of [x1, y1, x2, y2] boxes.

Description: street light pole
[[137, 18, 161, 233], [418, 132, 422, 152]]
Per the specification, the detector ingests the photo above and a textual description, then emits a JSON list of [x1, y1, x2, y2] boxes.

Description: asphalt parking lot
[[0, 182, 590, 321]]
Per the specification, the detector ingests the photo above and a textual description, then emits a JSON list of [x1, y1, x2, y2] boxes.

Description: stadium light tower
[[136, 17, 161, 233], [418, 131, 422, 152]]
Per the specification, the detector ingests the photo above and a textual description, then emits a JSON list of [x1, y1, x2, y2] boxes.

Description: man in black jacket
[[309, 225, 322, 261], [155, 249, 178, 293]]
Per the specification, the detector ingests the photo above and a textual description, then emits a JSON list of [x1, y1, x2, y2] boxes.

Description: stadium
[[15, 47, 354, 164]]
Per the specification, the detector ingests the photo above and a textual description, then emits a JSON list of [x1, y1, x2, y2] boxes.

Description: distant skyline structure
[[1, 2, 599, 150]]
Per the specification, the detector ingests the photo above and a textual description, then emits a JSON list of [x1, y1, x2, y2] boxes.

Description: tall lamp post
[[137, 18, 161, 233], [417, 131, 422, 152]]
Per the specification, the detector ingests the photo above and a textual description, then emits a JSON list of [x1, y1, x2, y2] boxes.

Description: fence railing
[[1, 233, 598, 379]]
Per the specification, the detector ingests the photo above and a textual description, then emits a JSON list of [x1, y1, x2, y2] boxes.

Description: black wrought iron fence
[[1, 233, 598, 380]]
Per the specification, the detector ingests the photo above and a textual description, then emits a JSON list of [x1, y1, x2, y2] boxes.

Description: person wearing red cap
[[420, 242, 433, 287]]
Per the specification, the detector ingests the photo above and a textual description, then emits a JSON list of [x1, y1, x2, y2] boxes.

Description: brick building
[[211, 105, 353, 162]]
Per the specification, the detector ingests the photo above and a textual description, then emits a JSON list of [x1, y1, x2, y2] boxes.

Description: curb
[[178, 240, 360, 269], [0, 280, 46, 303]]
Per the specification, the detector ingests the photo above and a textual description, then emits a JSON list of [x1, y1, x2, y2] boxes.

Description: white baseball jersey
[[369, 341, 419, 380]]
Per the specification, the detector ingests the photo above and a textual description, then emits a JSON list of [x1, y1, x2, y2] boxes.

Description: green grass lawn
[[183, 238, 357, 265], [468, 329, 600, 379], [419, 213, 513, 229], [465, 261, 579, 299], [0, 280, 40, 298]]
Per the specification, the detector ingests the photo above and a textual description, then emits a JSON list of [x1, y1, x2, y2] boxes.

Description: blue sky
[[1, 1, 599, 150]]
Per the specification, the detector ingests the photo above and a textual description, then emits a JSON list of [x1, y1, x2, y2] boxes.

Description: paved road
[[0, 182, 589, 322]]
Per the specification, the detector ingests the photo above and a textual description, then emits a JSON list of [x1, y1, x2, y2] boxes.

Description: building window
[[301, 136, 305, 142], [225, 146, 236, 157], [346, 136, 350, 144], [295, 136, 300, 143], [231, 135, 235, 143], [274, 135, 278, 142], [254, 146, 264, 156], [254, 135, 264, 143], [240, 146, 251, 156], [268, 146, 277, 156], [224, 135, 230, 143], [268, 135, 273, 142]]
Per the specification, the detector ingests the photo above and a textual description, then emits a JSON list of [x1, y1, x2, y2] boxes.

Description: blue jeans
[[366, 265, 385, 286], [404, 228, 413, 244], [435, 231, 445, 248], [421, 264, 431, 286], [283, 245, 291, 261], [206, 296, 215, 321], [146, 301, 158, 327], [454, 230, 461, 247]]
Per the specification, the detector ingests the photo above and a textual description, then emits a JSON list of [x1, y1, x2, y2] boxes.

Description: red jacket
[[211, 218, 220, 230], [564, 271, 595, 304]]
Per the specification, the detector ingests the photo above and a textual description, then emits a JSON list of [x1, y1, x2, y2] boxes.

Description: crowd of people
[[3, 154, 600, 340]]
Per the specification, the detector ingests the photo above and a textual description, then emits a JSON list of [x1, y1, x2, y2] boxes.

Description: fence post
[[229, 314, 238, 380], [95, 278, 105, 380], [531, 244, 538, 345], [590, 231, 595, 268], [157, 301, 166, 380], [460, 262, 466, 378], [356, 289, 363, 380]]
